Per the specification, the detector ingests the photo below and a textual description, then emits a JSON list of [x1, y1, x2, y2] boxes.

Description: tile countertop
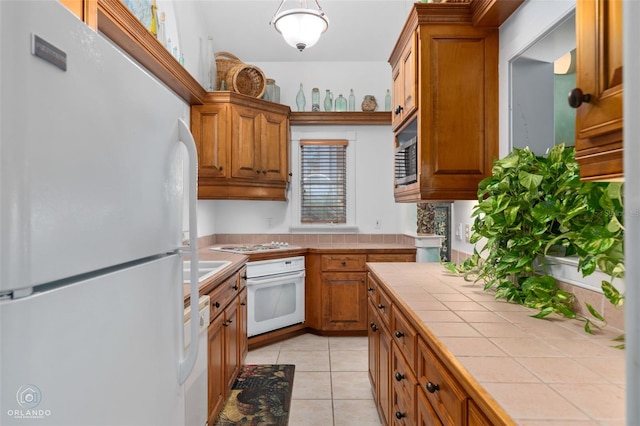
[[367, 262, 625, 425]]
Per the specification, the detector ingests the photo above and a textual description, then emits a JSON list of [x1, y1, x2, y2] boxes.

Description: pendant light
[[270, 0, 329, 52]]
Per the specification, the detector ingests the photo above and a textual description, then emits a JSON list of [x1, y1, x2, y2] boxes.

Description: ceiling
[[198, 0, 415, 63]]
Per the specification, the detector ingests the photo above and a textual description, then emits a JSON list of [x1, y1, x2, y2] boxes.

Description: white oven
[[246, 256, 305, 337]]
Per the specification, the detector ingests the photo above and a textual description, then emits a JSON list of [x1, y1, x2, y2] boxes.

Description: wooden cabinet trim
[[96, 0, 206, 105], [290, 112, 391, 125]]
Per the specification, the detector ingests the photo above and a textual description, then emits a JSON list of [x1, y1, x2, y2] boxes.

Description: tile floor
[[244, 334, 382, 426]]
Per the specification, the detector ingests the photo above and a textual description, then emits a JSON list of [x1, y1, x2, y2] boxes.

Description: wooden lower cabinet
[[207, 313, 226, 425], [368, 272, 498, 426], [391, 344, 417, 425], [206, 268, 248, 424], [308, 251, 416, 332], [322, 272, 368, 330], [368, 300, 391, 425]]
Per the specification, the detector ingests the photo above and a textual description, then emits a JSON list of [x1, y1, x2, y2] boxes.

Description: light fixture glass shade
[[272, 5, 329, 51]]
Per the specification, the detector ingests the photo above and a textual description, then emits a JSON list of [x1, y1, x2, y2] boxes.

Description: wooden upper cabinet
[[391, 33, 418, 131], [191, 92, 291, 200], [390, 3, 499, 202], [573, 0, 623, 181], [191, 104, 229, 180]]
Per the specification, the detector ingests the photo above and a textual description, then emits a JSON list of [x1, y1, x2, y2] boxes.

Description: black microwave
[[395, 136, 417, 186]]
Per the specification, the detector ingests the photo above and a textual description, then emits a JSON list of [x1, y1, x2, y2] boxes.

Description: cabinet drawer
[[391, 344, 417, 425], [417, 338, 468, 426], [208, 275, 240, 319], [367, 253, 415, 263], [321, 254, 367, 271], [391, 306, 417, 369], [418, 385, 443, 426]]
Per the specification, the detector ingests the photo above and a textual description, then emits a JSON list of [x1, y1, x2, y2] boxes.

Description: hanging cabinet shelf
[[290, 111, 391, 126]]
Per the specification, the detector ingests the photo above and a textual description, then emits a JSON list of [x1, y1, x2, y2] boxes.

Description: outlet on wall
[[455, 223, 463, 241], [464, 224, 471, 243], [375, 219, 382, 229]]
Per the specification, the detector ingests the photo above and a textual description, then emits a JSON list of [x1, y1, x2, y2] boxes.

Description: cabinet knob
[[289, 172, 293, 177], [394, 372, 405, 382], [213, 301, 220, 308], [394, 105, 404, 115], [394, 330, 404, 338], [262, 170, 267, 174], [367, 287, 374, 292], [395, 412, 406, 420], [370, 322, 378, 332], [377, 304, 385, 310], [568, 88, 592, 108], [241, 274, 247, 280], [241, 301, 246, 306], [426, 381, 440, 393], [232, 284, 239, 291], [219, 166, 223, 171], [341, 261, 347, 266]]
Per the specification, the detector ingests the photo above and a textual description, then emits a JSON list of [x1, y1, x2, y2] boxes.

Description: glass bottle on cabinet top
[[384, 89, 391, 111], [323, 90, 333, 111], [312, 88, 320, 111], [335, 94, 347, 112], [296, 83, 306, 111], [348, 89, 356, 111]]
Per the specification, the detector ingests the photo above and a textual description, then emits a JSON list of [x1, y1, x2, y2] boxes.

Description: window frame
[[289, 131, 358, 233]]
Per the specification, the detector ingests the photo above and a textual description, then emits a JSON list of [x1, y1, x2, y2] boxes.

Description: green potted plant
[[444, 144, 624, 339]]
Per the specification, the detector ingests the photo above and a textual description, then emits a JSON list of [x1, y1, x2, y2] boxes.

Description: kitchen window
[[290, 131, 357, 232], [300, 140, 347, 224]]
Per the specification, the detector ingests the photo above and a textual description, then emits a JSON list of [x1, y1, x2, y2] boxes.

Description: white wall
[[198, 59, 408, 235]]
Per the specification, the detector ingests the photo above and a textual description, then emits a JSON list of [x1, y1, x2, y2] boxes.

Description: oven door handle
[[246, 271, 306, 286]]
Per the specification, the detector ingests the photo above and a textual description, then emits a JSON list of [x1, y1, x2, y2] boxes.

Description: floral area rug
[[214, 364, 295, 425]]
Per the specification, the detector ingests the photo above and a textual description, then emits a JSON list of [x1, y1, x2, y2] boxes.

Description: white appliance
[[184, 296, 210, 426], [246, 257, 306, 337], [0, 2, 202, 425]]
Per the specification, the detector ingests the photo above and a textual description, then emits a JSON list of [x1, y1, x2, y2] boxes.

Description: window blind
[[300, 140, 348, 224]]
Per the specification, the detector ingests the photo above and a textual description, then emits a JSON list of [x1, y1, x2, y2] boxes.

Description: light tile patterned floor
[[244, 334, 382, 426]]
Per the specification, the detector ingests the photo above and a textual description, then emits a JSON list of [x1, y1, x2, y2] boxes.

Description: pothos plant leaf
[[444, 145, 624, 339]]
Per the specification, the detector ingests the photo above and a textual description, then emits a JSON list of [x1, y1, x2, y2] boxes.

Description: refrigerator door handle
[[178, 118, 199, 385]]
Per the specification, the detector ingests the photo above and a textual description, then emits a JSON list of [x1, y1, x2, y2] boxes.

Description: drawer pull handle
[[377, 304, 385, 310], [426, 381, 440, 393], [341, 261, 347, 266], [395, 412, 406, 419], [370, 322, 378, 332], [241, 274, 247, 280], [232, 284, 239, 291], [394, 372, 405, 382], [367, 287, 374, 292], [394, 330, 404, 338], [213, 301, 220, 308]]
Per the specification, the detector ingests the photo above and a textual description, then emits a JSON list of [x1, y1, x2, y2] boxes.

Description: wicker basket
[[215, 51, 266, 98]]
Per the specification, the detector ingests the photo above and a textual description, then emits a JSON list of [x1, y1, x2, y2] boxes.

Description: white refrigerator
[[0, 1, 202, 425]]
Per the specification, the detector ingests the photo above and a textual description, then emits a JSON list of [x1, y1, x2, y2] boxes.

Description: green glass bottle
[[335, 94, 347, 112]]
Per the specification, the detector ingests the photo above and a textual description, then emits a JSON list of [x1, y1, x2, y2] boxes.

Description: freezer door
[[0, 255, 186, 426], [0, 1, 187, 294]]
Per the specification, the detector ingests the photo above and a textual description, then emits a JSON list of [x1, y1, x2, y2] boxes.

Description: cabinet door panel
[[231, 105, 260, 178], [207, 313, 226, 424], [191, 104, 228, 179], [322, 272, 367, 330], [224, 298, 240, 390], [574, 0, 623, 180], [260, 112, 289, 181]]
